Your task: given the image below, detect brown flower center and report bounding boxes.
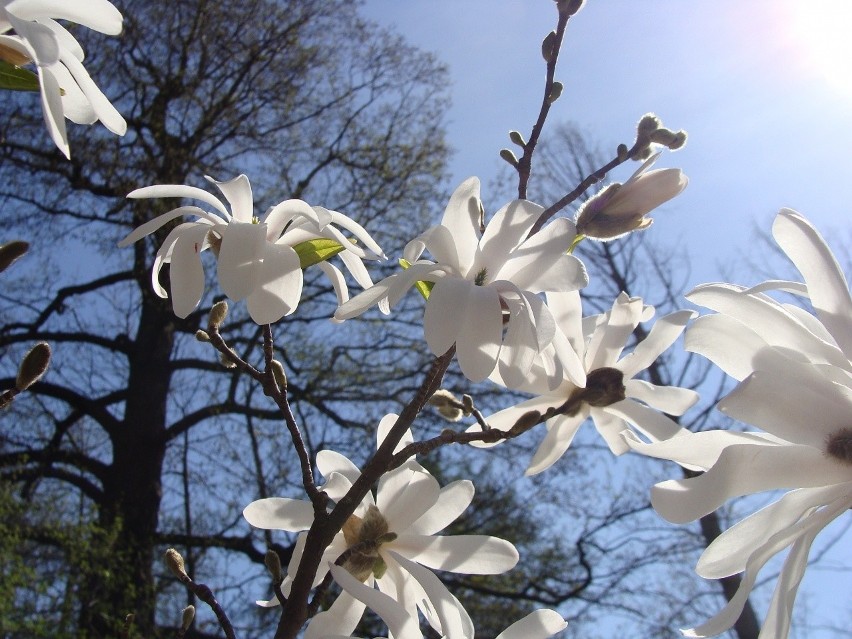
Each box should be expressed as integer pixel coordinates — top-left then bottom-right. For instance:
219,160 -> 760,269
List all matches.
341,505 -> 395,581
554,367 -> 626,417
826,427 -> 852,466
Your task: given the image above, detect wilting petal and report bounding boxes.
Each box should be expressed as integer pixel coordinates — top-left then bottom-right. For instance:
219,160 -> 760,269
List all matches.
495,610 -> 568,639
243,497 -> 313,532
392,533 -> 518,574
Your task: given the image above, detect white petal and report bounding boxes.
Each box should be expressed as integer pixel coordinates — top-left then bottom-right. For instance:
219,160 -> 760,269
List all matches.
329,564 -> 422,639
525,413 -> 585,475
246,243 -> 302,324
618,309 -> 694,379
478,199 -> 544,272
497,218 -> 586,293
439,177 -> 481,273
378,468 -> 440,533
328,209 -> 386,260
38,65 -> 68,158
169,225 -> 209,317
585,294 -> 643,370
58,50 -> 125,135
216,222 -> 267,301
304,589 -> 366,639
407,480 -> 474,536
208,175 -> 253,223
651,443 -> 850,524
495,610 -> 568,639
242,498 -> 314,532
9,0 -> 123,34
718,367 -> 852,448
773,209 -> 852,358
454,285 -> 503,382
684,314 -> 770,381
624,379 -> 699,415
391,533 -> 519,574
603,399 -> 684,443
118,206 -> 217,247
127,184 -> 230,218
317,450 -> 361,485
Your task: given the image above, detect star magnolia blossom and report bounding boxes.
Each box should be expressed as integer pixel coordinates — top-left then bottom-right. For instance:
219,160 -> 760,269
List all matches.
119,174 -> 385,324
243,415 -> 519,639
470,291 -> 696,474
574,153 -> 687,241
0,0 -> 126,158
335,177 -> 589,384
626,209 -> 852,639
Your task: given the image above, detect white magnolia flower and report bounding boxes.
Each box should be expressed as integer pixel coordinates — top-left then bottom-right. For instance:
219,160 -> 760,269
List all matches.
626,210 -> 852,639
243,415 -> 519,639
335,177 -> 588,384
574,153 -> 687,241
472,291 -> 696,474
0,0 -> 126,158
119,174 -> 385,324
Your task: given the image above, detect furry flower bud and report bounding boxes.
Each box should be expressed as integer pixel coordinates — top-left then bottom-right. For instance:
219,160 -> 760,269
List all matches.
0,241 -> 29,273
15,342 -> 51,391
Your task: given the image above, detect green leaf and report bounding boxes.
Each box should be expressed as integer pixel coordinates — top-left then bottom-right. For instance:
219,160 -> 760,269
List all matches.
399,258 -> 433,300
0,60 -> 39,92
293,238 -> 346,268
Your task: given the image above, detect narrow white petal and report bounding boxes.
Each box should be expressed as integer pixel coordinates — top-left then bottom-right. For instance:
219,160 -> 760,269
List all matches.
304,589 -> 366,639
625,379 -> 699,415
118,207 -> 217,247
242,498 -> 314,532
439,177 -> 481,272
684,314 -> 770,381
453,285 -> 503,382
526,413 -> 585,475
603,398 -> 684,443
169,226 -> 209,317
391,533 -> 519,575
58,50 -> 125,134
478,199 -> 544,272
316,450 -> 361,485
618,309 -> 694,379
330,564 -> 422,639
328,209 -> 386,259
773,209 -> 852,358
38,65 -> 69,158
127,184 -> 230,218
208,175 -> 253,223
378,468 -> 440,533
422,277 -> 467,355
9,0 -> 123,34
586,294 -> 643,370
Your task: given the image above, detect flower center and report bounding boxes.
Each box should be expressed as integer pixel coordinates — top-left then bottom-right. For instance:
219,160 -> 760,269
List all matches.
556,367 -> 626,416
341,505 -> 395,581
826,427 -> 852,466
474,267 -> 488,286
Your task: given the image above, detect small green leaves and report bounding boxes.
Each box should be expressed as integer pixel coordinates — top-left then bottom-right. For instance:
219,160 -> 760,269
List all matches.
399,258 -> 433,299
293,238 -> 346,269
0,60 -> 39,92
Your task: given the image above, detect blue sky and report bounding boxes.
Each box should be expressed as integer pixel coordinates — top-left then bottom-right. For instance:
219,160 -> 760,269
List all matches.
361,1 -> 852,635
361,0 -> 852,286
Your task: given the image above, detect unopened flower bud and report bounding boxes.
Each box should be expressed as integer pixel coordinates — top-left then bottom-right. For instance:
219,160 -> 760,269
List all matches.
574,153 -> 687,241
270,360 -> 287,390
264,549 -> 283,584
428,389 -> 463,422
548,81 -> 563,103
208,300 -> 228,331
165,548 -> 188,580
668,130 -> 688,150
557,0 -> 586,16
509,130 -> 527,148
499,148 -> 519,168
219,352 -> 238,369
637,113 -> 661,136
0,241 -> 29,273
616,143 -> 630,161
541,30 -> 557,62
180,605 -> 195,631
194,330 -> 210,342
461,394 -> 474,416
15,342 -> 50,391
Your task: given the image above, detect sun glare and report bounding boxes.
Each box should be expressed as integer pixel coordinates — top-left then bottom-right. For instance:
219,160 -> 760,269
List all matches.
784,1 -> 852,98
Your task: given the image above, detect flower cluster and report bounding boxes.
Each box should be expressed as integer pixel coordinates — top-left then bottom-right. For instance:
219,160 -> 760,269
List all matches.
0,0 -> 126,158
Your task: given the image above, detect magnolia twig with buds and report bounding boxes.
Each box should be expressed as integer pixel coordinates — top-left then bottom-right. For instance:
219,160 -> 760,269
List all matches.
165,548 -> 236,639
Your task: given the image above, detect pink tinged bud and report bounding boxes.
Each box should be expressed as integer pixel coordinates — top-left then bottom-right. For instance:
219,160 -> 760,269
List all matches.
575,158 -> 687,241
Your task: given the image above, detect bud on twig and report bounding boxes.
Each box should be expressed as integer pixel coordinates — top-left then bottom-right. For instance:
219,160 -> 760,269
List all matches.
499,148 -> 519,168
265,549 -> 283,584
0,241 -> 29,273
208,300 -> 228,331
548,81 -> 563,103
541,30 -> 557,62
270,360 -> 287,391
509,130 -> 527,148
15,342 -> 50,391
180,605 -> 196,631
194,330 -> 210,342
165,548 -> 188,580
219,352 -> 238,369
556,0 -> 586,16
